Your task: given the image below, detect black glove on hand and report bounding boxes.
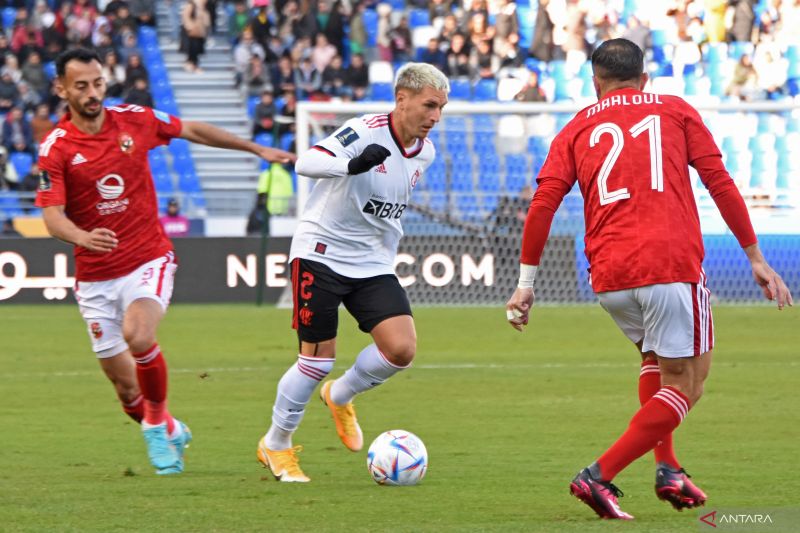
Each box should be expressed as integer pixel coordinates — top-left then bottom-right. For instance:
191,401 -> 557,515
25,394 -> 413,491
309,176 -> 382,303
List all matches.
347,144 -> 391,175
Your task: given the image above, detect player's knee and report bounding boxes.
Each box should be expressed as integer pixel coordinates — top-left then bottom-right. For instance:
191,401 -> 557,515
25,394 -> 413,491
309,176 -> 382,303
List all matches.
122,325 -> 156,354
382,339 -> 416,367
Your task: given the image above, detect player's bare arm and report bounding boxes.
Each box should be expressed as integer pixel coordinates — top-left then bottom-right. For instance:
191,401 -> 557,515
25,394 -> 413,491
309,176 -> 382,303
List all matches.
179,120 -> 297,164
42,205 -> 118,253
744,243 -> 794,309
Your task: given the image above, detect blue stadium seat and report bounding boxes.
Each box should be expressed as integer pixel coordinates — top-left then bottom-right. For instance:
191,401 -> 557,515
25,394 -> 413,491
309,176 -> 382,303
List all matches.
788,79 -> 800,97
456,195 -> 480,219
704,43 -> 726,64
517,7 -> 534,49
451,161 -> 473,191
363,9 -> 378,47
424,162 -> 447,191
178,172 -> 202,193
472,132 -> 495,153
728,41 -> 754,60
472,79 -> 497,101
153,173 -> 174,193
370,83 -> 394,101
525,58 -> 544,74
472,114 -> 494,132
445,133 -> 467,154
2,7 -> 16,30
427,192 -> 447,212
477,172 -> 500,192
247,96 -> 259,117
449,79 -> 471,100
173,156 -> 196,175
505,170 -> 527,192
254,133 -> 274,147
481,193 -> 499,214
387,0 -> 406,9
280,133 -> 295,151
443,116 -> 467,131
43,61 -> 56,80
527,136 -> 549,157
651,29 -> 668,48
408,9 -> 430,28
10,152 -> 33,177
0,191 -> 21,210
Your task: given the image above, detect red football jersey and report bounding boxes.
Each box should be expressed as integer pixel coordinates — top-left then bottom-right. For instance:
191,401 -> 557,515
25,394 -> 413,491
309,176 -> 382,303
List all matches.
36,105 -> 183,281
538,88 -> 723,292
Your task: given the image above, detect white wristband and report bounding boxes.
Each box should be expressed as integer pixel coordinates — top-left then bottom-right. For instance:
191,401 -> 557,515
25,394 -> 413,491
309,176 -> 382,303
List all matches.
517,264 -> 537,289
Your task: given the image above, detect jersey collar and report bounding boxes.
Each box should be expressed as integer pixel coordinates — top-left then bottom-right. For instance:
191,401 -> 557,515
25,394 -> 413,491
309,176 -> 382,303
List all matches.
387,112 -> 423,158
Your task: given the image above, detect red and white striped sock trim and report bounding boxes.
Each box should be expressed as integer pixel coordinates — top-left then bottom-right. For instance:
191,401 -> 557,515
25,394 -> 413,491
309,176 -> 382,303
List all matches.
296,355 -> 334,382
652,386 -> 690,422
640,363 -> 660,377
133,344 -> 160,364
123,394 -> 144,409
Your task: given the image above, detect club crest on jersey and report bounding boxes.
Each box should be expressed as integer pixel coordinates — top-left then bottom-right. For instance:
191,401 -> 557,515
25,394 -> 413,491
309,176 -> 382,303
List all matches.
336,127 -> 359,147
37,170 -> 51,191
118,133 -> 135,154
314,242 -> 327,255
411,168 -> 421,188
90,322 -> 103,339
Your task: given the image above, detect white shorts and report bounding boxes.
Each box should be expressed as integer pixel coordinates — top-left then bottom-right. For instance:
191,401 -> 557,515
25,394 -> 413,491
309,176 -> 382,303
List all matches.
74,252 -> 177,358
597,272 -> 714,358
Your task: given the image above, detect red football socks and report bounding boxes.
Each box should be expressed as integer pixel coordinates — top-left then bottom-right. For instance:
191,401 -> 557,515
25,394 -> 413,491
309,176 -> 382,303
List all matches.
132,344 -> 170,428
639,360 -> 681,469
597,386 -> 690,481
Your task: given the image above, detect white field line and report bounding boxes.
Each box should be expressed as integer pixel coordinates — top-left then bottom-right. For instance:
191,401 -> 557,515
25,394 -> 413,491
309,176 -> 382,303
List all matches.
1,360 -> 797,379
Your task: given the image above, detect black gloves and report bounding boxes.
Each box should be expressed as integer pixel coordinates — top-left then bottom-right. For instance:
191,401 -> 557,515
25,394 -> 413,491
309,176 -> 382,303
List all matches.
347,144 -> 391,175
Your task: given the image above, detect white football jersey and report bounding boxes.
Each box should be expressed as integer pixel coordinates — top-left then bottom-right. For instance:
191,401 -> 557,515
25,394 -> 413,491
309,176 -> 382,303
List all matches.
290,113 -> 436,278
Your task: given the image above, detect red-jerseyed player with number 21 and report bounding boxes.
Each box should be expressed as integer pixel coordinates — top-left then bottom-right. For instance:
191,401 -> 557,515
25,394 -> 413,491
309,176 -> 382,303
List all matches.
35,48 -> 296,475
505,39 -> 792,519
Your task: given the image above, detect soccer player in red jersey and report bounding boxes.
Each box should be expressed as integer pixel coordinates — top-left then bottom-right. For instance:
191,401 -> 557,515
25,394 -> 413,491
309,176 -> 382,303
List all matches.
505,39 -> 793,519
35,48 -> 296,475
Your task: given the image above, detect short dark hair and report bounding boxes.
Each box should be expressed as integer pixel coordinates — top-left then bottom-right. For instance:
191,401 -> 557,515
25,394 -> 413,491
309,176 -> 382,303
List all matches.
56,48 -> 103,78
591,39 -> 643,82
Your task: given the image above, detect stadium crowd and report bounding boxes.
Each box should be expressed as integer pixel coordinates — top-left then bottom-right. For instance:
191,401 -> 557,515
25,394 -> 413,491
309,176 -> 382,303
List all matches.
0,0 -> 156,192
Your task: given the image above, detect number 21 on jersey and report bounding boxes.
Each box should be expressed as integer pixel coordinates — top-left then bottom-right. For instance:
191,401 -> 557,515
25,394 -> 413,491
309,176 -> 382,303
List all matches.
590,115 -> 663,206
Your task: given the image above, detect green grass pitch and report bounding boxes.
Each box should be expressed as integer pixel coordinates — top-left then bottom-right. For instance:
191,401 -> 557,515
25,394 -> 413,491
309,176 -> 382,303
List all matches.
1,304 -> 797,532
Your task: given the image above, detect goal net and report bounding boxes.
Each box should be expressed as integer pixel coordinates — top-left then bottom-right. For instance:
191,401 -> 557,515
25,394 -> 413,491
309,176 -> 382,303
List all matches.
295,100 -> 800,306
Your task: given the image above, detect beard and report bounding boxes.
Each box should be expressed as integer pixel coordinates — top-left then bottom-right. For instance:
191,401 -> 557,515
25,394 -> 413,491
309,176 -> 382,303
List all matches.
75,98 -> 103,118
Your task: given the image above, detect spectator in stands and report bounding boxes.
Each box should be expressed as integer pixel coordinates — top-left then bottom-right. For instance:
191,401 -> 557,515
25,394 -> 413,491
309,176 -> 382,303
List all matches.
471,38 -> 498,80
376,2 -> 393,61
429,0 -> 452,25
468,12 -> 494,50
754,50 -> 787,98
234,28 -> 266,88
515,70 -> 546,102
124,53 -> 148,89
103,50 -> 126,98
250,3 -> 272,51
729,0 -> 757,42
704,0 -> 727,43
125,77 -> 155,108
30,103 -> 54,145
129,0 -> 157,28
623,16 -> 651,52
182,0 -> 211,73
244,55 -> 270,97
277,90 -> 297,136
446,33 -> 472,78
113,3 -> 139,35
22,50 -> 47,98
389,16 -> 413,64
420,38 -> 447,73
252,89 -> 276,137
309,0 -> 345,55
530,0 -> 556,61
16,81 -> 41,113
159,198 -> 191,238
228,0 -> 250,44
493,0 -> 519,63
117,30 -> 142,64
294,55 -> 321,99
311,34 -> 337,74
438,14 -> 460,48
246,193 -> 268,235
489,184 -> 533,235
0,35 -> 12,69
3,107 -> 34,154
0,147 -> 19,190
4,54 -> 22,83
726,53 -> 759,100
11,26 -> 44,64
348,2 -> 367,57
346,52 -> 369,100
1,219 -> 21,237
321,54 -> 349,98
19,161 -> 40,194
206,0 -> 219,36
0,68 -> 19,112
273,55 -> 297,95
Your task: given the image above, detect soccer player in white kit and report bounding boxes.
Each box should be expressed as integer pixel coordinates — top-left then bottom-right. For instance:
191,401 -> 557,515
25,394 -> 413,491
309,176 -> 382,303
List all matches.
257,63 -> 449,482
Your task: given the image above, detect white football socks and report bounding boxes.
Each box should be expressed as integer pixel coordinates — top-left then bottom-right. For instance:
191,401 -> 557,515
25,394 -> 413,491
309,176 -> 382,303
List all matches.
265,355 -> 334,450
329,344 -> 408,406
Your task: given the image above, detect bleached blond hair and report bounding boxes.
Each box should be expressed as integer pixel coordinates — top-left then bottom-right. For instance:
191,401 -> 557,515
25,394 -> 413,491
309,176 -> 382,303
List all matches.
394,62 -> 450,94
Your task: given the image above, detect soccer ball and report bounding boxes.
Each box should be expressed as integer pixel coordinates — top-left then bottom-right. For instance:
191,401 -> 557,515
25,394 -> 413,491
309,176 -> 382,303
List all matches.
366,430 -> 428,486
